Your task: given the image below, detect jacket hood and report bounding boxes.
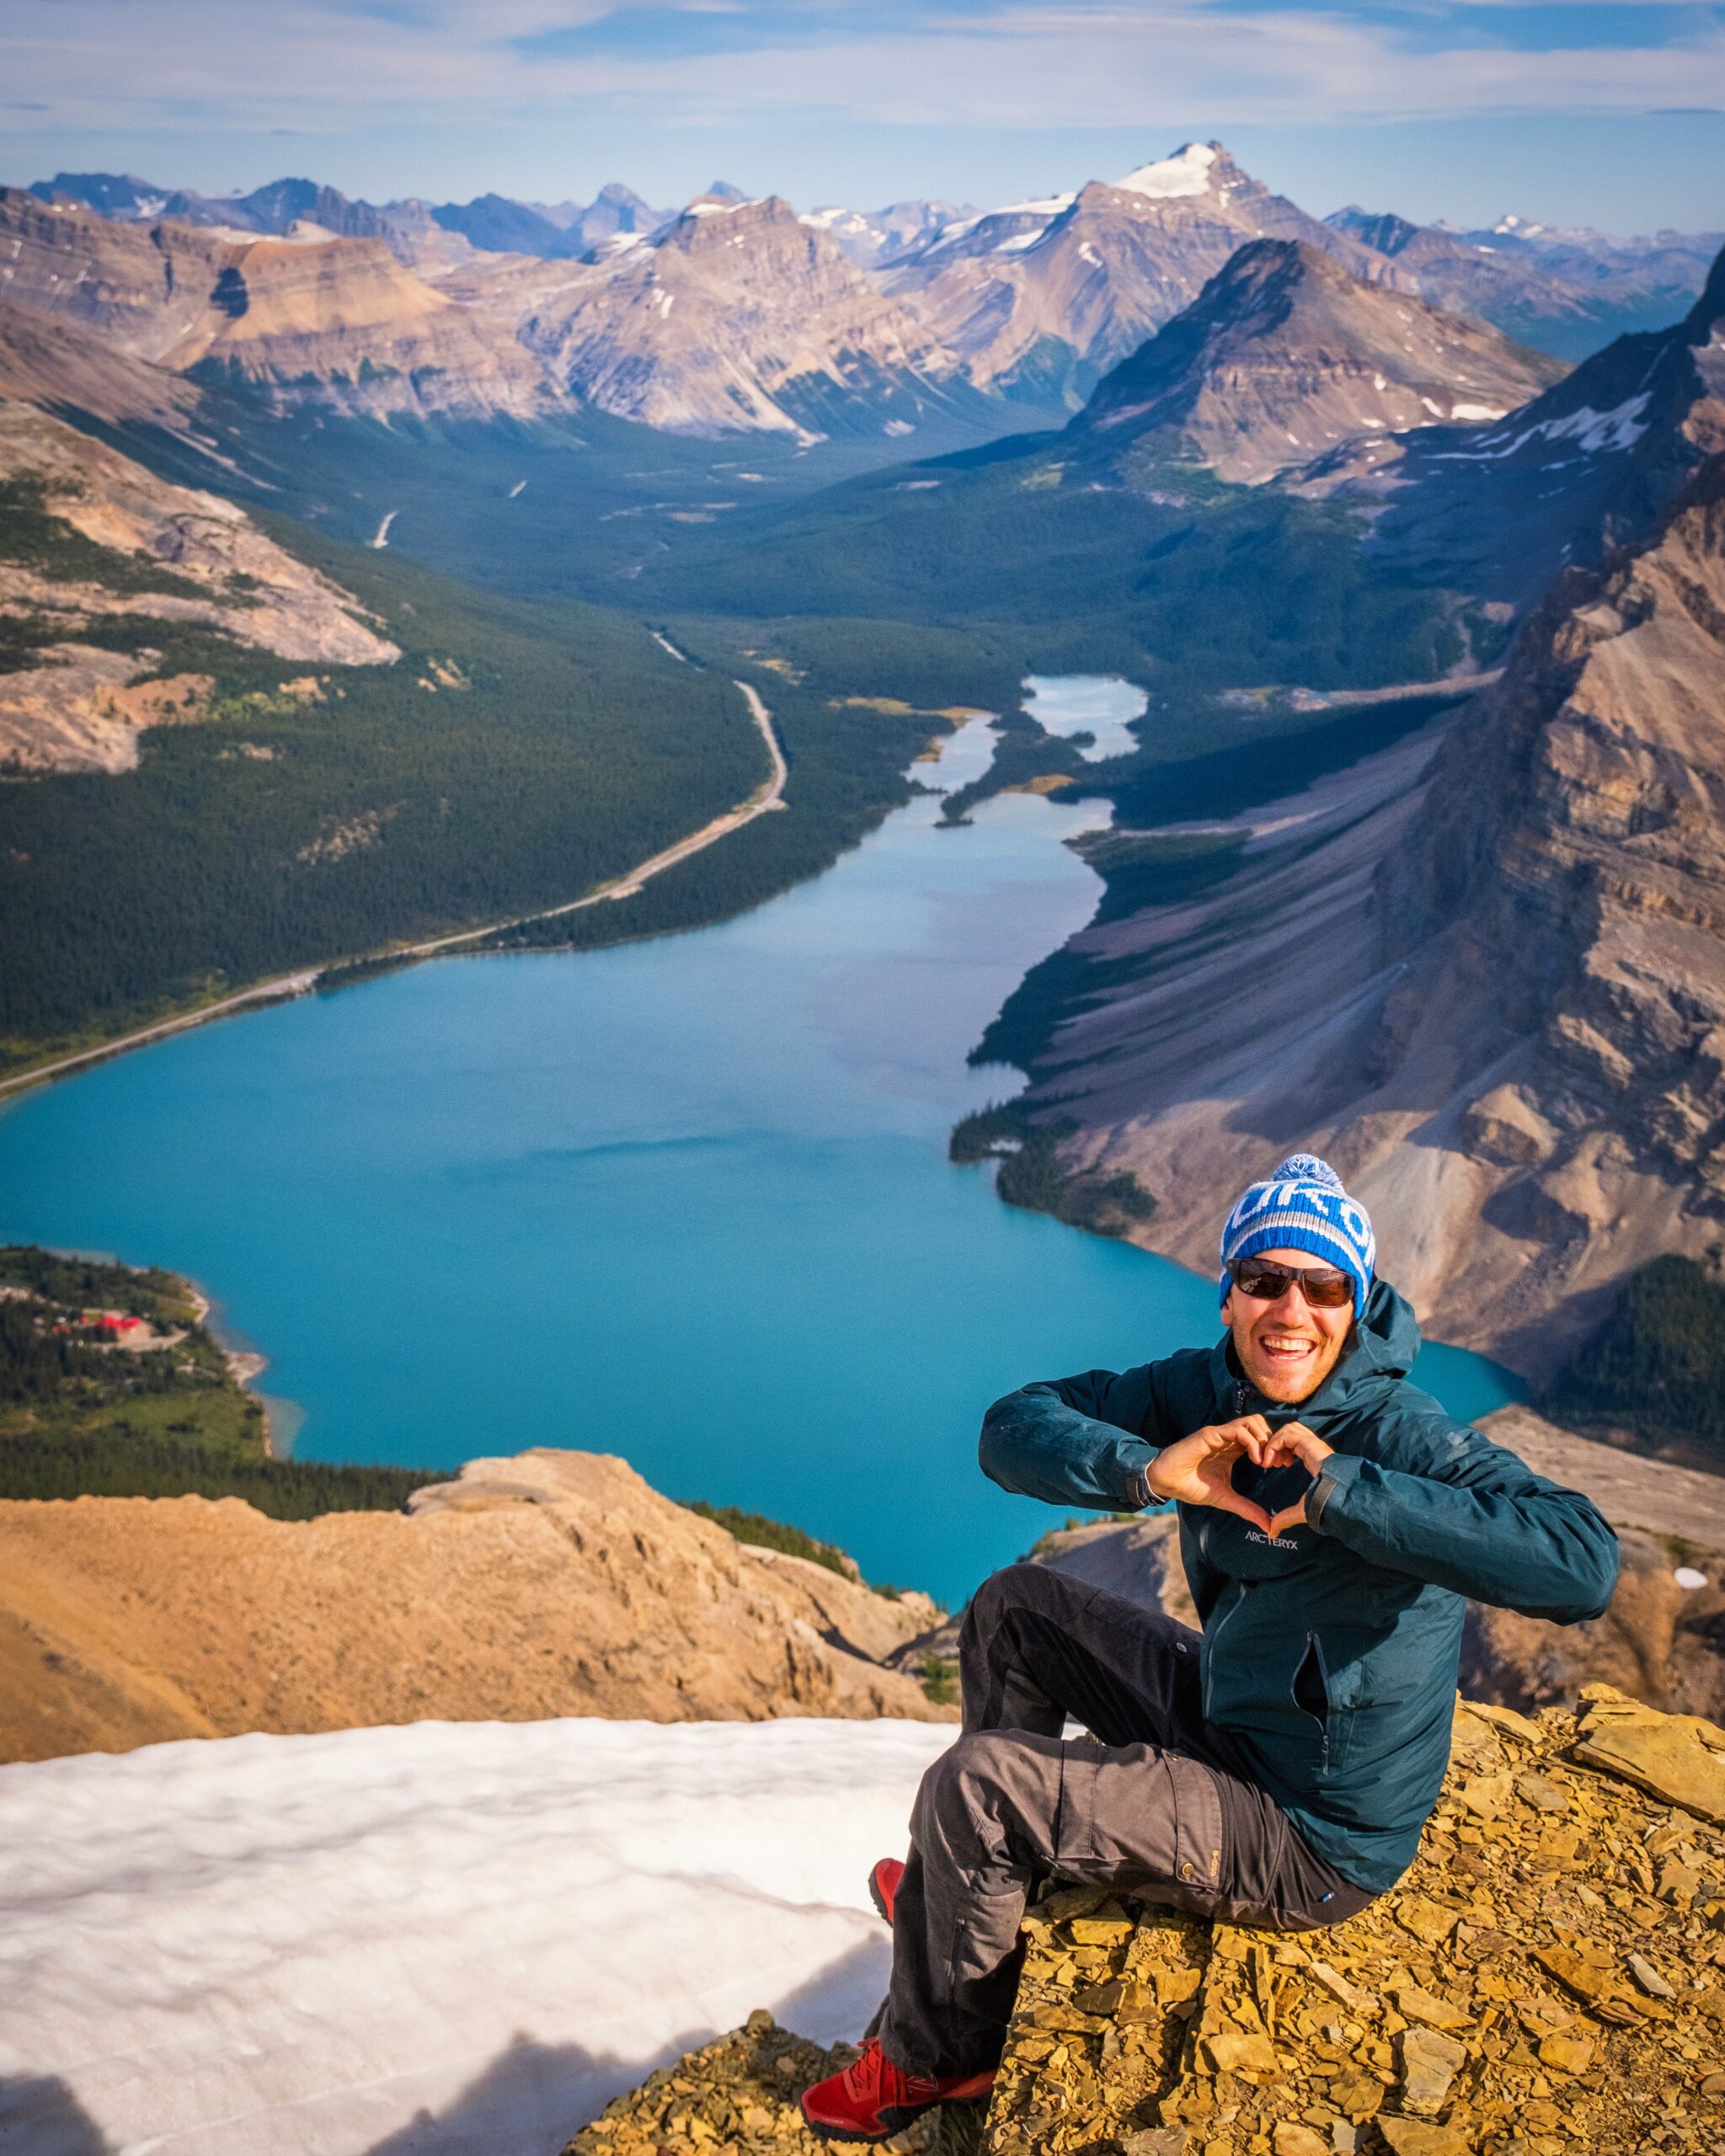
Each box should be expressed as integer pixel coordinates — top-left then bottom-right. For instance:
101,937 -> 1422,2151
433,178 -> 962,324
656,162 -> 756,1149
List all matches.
1215,1276 -> 1421,1422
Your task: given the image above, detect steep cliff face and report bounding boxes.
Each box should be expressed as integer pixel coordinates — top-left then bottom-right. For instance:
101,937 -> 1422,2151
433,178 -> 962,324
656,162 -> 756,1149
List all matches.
0,188 -> 554,419
994,446 -> 1725,1377
1356,454 -> 1725,1369
0,1449 -> 951,1764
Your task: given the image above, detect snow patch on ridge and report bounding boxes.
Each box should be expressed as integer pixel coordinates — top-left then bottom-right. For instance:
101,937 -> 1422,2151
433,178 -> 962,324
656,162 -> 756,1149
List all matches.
992,193 -> 1077,218
0,1716 -> 953,2156
1114,143 -> 1217,200
1439,391 -> 1653,462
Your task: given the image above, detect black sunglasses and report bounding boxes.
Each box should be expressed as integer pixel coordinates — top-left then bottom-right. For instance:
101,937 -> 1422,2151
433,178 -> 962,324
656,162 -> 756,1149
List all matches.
1227,1256 -> 1354,1310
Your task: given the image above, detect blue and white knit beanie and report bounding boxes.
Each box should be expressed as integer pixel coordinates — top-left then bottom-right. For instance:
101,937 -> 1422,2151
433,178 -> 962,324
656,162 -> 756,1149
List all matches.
1218,1154 -> 1375,1314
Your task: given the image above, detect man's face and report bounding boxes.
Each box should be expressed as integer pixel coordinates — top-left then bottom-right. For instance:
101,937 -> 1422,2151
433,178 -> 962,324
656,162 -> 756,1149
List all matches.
1223,1246 -> 1354,1403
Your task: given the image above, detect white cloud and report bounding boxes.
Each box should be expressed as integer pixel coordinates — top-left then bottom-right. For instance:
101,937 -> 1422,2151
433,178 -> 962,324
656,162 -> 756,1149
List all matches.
2,0 -> 1721,131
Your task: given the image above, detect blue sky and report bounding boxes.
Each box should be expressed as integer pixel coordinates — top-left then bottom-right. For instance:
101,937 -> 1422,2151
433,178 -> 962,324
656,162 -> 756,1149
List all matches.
1,0 -> 1720,229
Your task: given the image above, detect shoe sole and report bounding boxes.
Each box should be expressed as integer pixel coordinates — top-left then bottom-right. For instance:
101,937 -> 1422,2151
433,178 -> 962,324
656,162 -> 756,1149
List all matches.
802,2094 -> 991,2145
867,1865 -> 895,1927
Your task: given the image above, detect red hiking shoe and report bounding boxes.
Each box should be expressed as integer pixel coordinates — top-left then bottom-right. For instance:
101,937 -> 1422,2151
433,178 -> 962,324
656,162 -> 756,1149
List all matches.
868,1857 -> 905,1926
800,2037 -> 994,2143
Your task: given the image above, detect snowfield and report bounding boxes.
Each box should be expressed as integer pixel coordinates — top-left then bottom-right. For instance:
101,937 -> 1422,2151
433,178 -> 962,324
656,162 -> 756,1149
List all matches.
0,1716 -> 955,2156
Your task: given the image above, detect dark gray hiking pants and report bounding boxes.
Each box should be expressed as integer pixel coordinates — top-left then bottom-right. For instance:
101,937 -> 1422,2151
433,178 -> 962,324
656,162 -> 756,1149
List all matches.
879,1562 -> 1375,2079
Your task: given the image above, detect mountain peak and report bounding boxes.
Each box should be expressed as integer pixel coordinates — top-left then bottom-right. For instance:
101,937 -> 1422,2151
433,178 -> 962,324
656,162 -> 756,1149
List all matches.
1687,238 -> 1725,339
1112,141 -> 1222,201
666,193 -> 788,247
1078,235 -> 1564,483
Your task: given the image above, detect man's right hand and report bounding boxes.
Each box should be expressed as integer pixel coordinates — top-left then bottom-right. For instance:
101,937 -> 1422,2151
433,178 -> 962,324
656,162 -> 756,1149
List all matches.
1145,1417 -> 1276,1532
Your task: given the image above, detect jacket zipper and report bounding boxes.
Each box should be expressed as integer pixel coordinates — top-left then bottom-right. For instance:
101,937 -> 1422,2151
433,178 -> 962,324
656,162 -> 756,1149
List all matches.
1304,1629 -> 1332,1774
1204,1579 -> 1249,1721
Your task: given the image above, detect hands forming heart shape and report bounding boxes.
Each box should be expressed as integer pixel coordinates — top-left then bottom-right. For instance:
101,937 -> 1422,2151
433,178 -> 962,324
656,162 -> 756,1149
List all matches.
1144,1414 -> 1334,1538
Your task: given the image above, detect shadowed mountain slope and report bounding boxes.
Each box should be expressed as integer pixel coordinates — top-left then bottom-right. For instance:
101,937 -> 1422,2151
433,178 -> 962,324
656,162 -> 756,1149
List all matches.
1306,243 -> 1725,606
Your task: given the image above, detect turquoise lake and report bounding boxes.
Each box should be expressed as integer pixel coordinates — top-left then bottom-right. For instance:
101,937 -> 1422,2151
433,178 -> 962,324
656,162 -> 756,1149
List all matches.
0,702 -> 1521,1607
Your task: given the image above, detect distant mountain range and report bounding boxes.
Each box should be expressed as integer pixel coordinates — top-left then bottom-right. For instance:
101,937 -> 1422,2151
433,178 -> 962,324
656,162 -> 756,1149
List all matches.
5,140 -> 1716,515
26,147 -> 1718,379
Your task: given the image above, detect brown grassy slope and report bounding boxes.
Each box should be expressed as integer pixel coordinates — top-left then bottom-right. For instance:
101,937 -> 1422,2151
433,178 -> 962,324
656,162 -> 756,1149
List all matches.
0,1448 -> 952,1764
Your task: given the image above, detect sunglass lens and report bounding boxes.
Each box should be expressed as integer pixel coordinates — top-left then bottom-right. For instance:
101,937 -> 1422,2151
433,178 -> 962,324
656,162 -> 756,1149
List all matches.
1233,1263 -> 1352,1307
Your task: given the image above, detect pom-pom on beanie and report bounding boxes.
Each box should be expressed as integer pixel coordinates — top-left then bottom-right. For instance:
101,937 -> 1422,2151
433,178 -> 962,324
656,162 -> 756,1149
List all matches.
1218,1153 -> 1375,1314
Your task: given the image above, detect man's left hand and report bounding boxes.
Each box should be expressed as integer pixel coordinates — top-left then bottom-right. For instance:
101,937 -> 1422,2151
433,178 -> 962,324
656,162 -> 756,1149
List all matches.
1260,1422 -> 1334,1538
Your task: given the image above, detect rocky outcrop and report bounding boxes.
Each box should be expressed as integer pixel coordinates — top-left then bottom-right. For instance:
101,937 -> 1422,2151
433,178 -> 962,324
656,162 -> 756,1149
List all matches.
563,1693 -> 1725,2156
0,647 -> 214,776
0,1448 -> 951,1764
0,398 -> 398,771
1073,241 -> 1563,484
984,1691 -> 1725,2156
561,2011 -> 961,2156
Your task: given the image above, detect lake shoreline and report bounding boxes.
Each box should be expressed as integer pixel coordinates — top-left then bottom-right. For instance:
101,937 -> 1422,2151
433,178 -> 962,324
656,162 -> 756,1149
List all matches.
0,680 -> 795,1102
0,692 -> 1524,1604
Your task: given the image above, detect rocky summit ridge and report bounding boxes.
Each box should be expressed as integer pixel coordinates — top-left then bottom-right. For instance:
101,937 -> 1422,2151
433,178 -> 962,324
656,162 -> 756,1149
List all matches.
562,1689 -> 1725,2156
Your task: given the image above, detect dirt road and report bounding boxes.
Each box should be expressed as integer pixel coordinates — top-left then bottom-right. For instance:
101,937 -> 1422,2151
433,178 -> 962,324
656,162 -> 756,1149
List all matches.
1,678 -> 787,1096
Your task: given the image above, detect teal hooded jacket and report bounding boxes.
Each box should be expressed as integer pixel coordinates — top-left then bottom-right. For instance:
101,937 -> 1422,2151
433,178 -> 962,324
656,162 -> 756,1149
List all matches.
979,1281 -> 1620,1892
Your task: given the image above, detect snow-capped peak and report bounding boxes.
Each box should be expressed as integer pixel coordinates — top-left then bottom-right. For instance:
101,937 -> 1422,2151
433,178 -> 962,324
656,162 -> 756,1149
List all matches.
802,207 -> 865,232
1114,143 -> 1217,201
991,192 -> 1077,219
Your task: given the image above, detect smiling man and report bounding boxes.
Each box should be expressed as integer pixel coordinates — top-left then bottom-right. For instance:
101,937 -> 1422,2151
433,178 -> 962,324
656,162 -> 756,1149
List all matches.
802,1154 -> 1621,2142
